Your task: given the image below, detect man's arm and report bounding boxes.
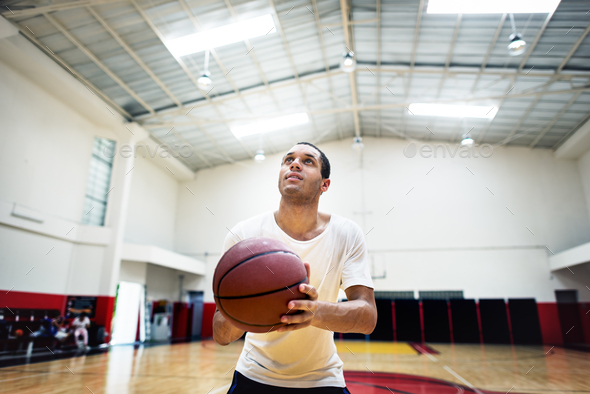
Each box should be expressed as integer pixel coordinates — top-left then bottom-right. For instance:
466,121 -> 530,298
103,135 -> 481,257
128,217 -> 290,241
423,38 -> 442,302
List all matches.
313,285 -> 377,334
277,263 -> 377,334
213,310 -> 245,346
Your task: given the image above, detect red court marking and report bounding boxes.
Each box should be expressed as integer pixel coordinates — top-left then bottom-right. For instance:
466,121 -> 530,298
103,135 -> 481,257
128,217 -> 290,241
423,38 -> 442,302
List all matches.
408,342 -> 439,355
344,371 -> 524,394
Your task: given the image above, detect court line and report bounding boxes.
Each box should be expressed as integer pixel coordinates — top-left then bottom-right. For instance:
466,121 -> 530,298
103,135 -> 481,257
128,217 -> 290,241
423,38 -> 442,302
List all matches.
209,383 -> 230,393
413,344 -> 438,363
0,373 -> 51,383
443,366 -> 484,394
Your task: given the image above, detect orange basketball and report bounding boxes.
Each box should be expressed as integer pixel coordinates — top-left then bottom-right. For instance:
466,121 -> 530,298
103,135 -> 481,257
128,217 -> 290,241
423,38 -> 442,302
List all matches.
213,237 -> 308,333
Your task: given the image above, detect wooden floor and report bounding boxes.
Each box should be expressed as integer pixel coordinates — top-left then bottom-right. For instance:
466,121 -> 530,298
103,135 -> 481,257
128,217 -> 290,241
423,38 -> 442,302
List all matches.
1,340 -> 589,393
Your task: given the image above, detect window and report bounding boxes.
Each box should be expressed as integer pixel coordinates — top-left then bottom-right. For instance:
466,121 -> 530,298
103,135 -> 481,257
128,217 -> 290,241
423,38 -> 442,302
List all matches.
81,137 -> 115,226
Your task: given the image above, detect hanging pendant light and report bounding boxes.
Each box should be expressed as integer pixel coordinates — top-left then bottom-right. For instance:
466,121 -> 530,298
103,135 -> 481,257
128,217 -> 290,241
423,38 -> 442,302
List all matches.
507,14 -> 527,56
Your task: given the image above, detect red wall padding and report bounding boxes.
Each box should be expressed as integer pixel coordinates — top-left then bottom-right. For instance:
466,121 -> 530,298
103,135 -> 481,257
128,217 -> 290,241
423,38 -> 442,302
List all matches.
172,302 -> 189,340
537,303 -> 563,345
580,302 -> 590,344
0,289 -> 67,313
201,303 -> 216,338
1,289 -> 115,342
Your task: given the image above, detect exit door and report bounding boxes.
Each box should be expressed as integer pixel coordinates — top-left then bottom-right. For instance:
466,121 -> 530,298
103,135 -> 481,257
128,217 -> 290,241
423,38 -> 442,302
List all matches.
188,291 -> 204,338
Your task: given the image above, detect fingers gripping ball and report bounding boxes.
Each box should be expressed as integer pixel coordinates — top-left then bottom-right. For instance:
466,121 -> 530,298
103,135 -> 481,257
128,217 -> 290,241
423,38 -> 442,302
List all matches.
213,237 -> 308,333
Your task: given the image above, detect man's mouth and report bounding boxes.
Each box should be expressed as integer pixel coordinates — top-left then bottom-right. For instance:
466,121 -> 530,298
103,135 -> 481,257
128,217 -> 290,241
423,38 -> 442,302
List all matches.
286,173 -> 303,180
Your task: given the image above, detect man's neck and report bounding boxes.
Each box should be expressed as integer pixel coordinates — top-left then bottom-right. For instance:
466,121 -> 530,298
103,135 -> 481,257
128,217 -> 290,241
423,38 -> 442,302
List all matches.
275,198 -> 328,241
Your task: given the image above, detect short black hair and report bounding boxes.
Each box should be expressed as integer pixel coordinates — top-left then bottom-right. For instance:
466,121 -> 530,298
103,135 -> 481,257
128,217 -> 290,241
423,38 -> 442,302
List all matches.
295,142 -> 330,179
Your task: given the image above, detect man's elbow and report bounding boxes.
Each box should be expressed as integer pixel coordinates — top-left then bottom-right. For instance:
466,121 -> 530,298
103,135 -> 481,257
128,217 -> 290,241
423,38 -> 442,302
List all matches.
360,307 -> 378,335
212,330 -> 231,346
214,337 -> 230,346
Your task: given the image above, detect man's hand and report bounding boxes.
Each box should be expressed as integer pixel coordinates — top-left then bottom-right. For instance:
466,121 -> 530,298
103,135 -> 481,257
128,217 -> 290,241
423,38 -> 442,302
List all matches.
277,262 -> 318,332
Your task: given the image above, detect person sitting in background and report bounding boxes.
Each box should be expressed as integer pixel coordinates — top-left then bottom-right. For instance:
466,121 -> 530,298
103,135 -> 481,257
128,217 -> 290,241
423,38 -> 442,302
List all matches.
52,316 -> 69,343
31,317 -> 54,338
71,312 -> 90,349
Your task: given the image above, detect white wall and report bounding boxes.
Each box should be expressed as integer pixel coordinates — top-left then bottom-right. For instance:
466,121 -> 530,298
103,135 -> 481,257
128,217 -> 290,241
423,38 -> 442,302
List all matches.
119,260 -> 148,285
0,56 -> 119,296
579,149 -> 590,224
0,34 -> 149,297
124,155 -> 179,251
144,264 -> 203,302
176,138 -> 590,302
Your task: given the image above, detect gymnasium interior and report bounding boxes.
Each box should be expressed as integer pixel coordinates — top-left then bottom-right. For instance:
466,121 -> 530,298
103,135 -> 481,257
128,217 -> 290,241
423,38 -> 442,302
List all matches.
1,0 -> 590,392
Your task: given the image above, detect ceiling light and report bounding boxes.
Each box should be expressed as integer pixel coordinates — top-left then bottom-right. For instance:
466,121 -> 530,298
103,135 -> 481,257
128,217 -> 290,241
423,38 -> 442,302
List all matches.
340,51 -> 356,73
254,150 -> 266,161
231,113 -> 309,139
508,33 -> 527,56
352,136 -> 364,151
507,14 -> 526,56
197,71 -> 212,90
427,0 -> 561,14
461,134 -> 475,147
408,103 -> 498,119
197,50 -> 213,90
165,14 -> 276,57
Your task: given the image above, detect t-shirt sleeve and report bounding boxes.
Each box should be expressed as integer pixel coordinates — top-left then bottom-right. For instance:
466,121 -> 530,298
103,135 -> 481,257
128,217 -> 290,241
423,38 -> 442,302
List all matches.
221,224 -> 243,255
340,222 -> 374,291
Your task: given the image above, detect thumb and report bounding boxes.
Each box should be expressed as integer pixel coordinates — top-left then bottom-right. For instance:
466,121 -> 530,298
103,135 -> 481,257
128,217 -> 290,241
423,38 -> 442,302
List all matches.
303,261 -> 311,283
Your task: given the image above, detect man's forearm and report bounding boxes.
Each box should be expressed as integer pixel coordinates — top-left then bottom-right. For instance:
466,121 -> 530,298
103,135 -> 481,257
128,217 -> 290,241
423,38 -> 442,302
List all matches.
213,311 -> 245,346
311,300 -> 377,335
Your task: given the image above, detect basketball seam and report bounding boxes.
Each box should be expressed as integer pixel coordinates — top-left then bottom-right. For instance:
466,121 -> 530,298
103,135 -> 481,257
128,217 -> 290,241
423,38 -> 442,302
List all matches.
215,249 -> 300,295
217,277 -> 308,328
214,277 -> 308,300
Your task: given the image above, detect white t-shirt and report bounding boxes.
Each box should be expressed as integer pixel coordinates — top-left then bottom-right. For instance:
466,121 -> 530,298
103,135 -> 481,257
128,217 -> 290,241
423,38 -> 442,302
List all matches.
72,316 -> 90,329
222,211 -> 374,388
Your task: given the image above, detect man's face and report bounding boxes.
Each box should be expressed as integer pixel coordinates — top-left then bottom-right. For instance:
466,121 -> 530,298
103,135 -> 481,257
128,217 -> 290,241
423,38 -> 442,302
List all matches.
278,144 -> 328,202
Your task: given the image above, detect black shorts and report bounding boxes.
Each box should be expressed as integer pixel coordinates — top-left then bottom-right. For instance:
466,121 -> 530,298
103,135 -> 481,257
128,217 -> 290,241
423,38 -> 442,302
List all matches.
227,371 -> 352,394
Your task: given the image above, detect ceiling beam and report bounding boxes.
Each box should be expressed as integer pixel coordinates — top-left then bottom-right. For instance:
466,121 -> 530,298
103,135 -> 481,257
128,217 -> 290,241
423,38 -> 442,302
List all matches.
468,14 -> 507,98
129,0 -> 250,163
552,111 -> 590,150
312,0 -> 344,140
179,0 -> 252,114
557,24 -> 590,73
434,14 -> 462,98
340,0 -> 361,138
1,0 -> 123,19
403,0 -> 425,137
141,85 -> 590,129
321,18 -> 379,28
530,91 -> 582,148
501,84 -> 551,143
222,0 -> 285,135
135,64 -> 586,122
9,16 -> 131,120
517,10 -> 556,72
268,0 -> 320,140
44,12 -> 155,115
86,6 -> 182,108
375,0 -> 381,138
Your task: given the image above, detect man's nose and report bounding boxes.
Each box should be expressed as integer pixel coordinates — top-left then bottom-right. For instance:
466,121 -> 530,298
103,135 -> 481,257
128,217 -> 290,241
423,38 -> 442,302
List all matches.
290,158 -> 302,169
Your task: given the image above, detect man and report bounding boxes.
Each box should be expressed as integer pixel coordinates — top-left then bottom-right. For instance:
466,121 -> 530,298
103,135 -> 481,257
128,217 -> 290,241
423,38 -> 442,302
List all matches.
213,142 -> 377,393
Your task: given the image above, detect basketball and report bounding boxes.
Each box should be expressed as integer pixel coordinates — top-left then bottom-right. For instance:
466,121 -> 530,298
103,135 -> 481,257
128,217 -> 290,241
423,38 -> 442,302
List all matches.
15,329 -> 23,337
213,237 -> 308,333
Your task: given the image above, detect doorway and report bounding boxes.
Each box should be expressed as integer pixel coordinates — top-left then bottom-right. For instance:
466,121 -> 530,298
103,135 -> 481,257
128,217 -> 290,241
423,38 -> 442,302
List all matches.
187,291 -> 204,339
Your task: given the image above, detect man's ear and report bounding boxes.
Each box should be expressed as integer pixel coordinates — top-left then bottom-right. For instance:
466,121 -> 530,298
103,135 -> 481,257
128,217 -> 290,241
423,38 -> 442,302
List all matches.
320,179 -> 331,194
